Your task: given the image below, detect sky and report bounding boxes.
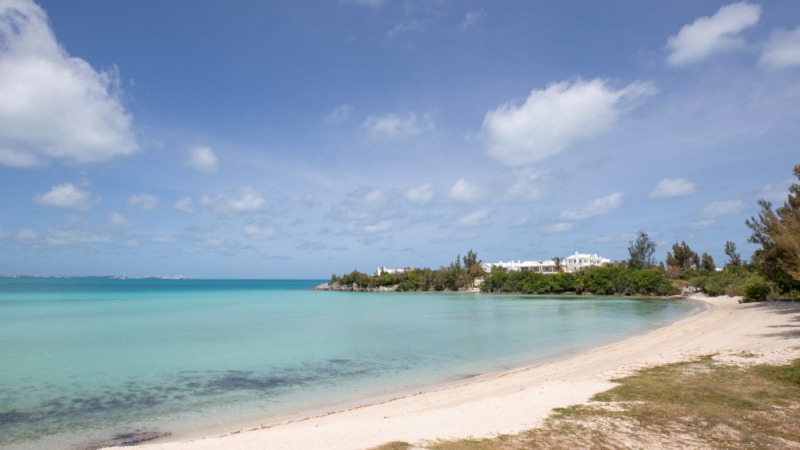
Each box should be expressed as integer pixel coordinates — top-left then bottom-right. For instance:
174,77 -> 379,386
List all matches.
0,0 -> 799,278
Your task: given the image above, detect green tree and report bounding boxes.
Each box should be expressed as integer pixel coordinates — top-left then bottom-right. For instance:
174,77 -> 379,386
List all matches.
552,256 -> 564,272
665,241 -> 699,270
628,231 -> 657,269
746,164 -> 800,280
700,253 -> 716,272
725,241 -> 742,267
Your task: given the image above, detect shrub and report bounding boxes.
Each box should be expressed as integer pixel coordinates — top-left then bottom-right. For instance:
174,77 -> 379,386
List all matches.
743,276 -> 771,302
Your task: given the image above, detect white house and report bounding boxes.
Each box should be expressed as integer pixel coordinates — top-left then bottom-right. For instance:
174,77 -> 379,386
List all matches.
563,252 -> 611,272
374,267 -> 412,276
483,252 -> 610,275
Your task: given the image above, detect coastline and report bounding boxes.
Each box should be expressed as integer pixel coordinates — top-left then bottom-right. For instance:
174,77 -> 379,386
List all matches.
99,293 -> 797,450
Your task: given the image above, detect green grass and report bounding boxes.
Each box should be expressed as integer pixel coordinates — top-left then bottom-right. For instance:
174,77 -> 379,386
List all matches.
382,357 -> 800,449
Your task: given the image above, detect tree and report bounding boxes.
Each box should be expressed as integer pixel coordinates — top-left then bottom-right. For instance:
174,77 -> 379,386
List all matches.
746,164 -> 800,279
552,257 -> 564,272
725,241 -> 742,267
700,253 -> 716,272
628,231 -> 657,269
665,241 -> 699,270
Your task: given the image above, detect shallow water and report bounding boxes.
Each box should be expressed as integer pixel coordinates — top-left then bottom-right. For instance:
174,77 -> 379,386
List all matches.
0,279 -> 699,449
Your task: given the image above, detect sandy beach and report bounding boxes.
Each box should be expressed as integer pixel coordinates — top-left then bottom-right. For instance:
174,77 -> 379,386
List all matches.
115,295 -> 800,450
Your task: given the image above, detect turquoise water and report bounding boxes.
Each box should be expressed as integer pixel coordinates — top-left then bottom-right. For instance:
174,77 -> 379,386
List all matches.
0,279 -> 700,450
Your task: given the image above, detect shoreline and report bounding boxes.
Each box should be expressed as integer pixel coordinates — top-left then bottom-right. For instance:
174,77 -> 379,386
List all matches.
129,295 -> 701,447
101,294 -> 741,450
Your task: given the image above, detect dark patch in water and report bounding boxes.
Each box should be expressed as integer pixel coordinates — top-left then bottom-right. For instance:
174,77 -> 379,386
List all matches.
83,430 -> 172,449
328,359 -> 351,364
0,409 -> 32,424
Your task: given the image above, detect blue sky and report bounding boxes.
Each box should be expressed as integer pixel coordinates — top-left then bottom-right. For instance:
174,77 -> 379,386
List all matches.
0,0 -> 799,278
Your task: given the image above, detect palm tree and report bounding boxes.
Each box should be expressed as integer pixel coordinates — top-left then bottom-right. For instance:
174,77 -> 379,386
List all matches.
552,257 -> 564,273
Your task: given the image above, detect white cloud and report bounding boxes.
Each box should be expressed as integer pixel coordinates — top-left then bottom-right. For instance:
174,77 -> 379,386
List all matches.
107,212 -> 131,229
504,169 -> 549,202
688,219 -> 716,229
561,192 -> 624,220
126,193 -> 159,211
243,225 -> 276,241
448,178 -> 484,203
15,227 -> 38,240
405,183 -> 434,204
544,222 -> 573,234
458,9 -> 486,32
457,209 -> 490,228
482,79 -> 655,166
46,218 -> 109,246
0,0 -> 137,168
387,19 -> 432,39
323,104 -> 353,125
341,0 -> 386,7
648,178 -> 698,199
360,220 -> 394,234
665,2 -> 761,66
172,196 -> 195,215
759,26 -> 800,69
362,113 -> 434,140
759,180 -> 793,203
185,146 -> 218,173
199,187 -> 268,216
701,199 -> 744,218
32,183 -> 95,211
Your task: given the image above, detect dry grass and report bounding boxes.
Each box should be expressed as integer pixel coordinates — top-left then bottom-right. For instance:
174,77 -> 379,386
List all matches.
367,441 -> 414,450
403,357 -> 800,449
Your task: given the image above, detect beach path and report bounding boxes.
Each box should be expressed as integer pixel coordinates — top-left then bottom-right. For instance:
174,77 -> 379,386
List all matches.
117,295 -> 800,450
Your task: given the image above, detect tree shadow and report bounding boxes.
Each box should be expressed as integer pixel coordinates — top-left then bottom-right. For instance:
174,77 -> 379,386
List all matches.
753,301 -> 800,339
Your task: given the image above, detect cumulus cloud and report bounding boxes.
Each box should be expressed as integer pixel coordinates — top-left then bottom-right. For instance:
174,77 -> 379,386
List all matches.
457,209 -> 490,228
448,179 -> 484,203
560,192 -> 624,220
15,227 -> 38,240
363,113 -> 434,140
323,104 -> 353,125
504,169 -> 551,202
701,199 -> 744,218
596,232 -> 638,243
405,183 -> 434,204
356,220 -> 394,234
173,196 -> 195,215
199,187 -> 268,216
458,9 -> 486,32
665,2 -> 761,66
185,146 -> 218,173
0,0 -> 137,168
544,222 -> 573,234
32,183 -> 96,211
243,225 -> 276,240
648,178 -> 698,199
759,26 -> 800,69
107,212 -> 131,229
759,180 -> 793,203
126,193 -> 159,211
482,79 -> 655,166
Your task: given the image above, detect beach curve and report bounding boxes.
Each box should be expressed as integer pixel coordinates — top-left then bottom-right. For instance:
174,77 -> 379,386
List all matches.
111,294 -> 800,450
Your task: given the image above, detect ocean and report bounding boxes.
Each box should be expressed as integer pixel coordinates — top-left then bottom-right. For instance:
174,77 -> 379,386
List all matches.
0,278 -> 700,449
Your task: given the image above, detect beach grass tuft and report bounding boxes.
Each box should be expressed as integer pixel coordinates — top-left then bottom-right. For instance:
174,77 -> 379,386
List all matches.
368,441 -> 414,450
412,357 -> 800,449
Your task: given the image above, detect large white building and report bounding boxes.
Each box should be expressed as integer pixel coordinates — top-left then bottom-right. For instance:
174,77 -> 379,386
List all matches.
482,252 -> 610,274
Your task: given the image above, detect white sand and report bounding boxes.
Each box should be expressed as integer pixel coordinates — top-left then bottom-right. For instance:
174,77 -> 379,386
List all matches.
115,295 -> 800,450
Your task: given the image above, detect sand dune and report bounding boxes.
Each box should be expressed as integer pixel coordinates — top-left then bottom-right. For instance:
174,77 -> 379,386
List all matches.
117,295 -> 800,450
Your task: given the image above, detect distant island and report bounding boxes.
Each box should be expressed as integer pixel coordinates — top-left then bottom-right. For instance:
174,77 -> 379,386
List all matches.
0,274 -> 195,280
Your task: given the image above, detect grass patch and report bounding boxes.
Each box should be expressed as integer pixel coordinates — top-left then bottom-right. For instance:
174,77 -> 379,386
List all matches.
368,441 -> 414,450
731,351 -> 759,358
403,358 -> 800,449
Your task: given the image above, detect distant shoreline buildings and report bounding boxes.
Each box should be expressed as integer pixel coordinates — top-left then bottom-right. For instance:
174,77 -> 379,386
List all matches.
482,252 -> 611,275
